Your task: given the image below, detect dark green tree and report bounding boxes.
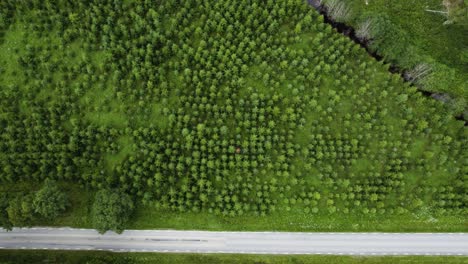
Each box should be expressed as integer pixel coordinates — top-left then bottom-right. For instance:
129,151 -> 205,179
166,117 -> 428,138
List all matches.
33,179 -> 68,219
0,193 -> 13,230
92,189 -> 134,234
6,194 -> 34,227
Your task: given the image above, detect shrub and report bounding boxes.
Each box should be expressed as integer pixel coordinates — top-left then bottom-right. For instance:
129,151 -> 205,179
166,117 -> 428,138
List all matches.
92,189 -> 134,234
33,179 -> 68,219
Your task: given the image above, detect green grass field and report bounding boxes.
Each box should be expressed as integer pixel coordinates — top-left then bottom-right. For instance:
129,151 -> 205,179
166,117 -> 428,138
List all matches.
0,250 -> 467,264
0,0 -> 466,236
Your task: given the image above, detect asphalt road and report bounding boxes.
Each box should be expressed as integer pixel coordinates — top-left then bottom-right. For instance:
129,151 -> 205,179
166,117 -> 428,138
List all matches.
0,228 -> 467,256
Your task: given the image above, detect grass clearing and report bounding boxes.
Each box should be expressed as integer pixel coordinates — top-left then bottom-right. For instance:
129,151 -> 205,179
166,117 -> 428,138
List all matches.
0,250 -> 467,264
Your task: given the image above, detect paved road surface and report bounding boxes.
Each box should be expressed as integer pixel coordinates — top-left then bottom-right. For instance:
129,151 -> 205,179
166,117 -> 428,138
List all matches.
0,228 -> 467,256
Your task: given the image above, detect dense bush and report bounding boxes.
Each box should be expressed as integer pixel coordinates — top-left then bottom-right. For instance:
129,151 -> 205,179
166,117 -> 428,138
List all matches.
92,189 -> 134,233
368,14 -> 416,68
33,179 -> 68,219
0,194 -> 12,230
0,181 -> 68,228
6,195 -> 34,227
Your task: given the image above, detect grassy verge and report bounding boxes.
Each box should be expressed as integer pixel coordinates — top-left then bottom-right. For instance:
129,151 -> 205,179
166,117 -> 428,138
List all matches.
0,250 -> 467,264
2,182 -> 466,232
128,206 -> 467,232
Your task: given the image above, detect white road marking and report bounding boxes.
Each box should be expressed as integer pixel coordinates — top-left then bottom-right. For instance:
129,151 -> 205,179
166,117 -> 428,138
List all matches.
0,228 -> 467,256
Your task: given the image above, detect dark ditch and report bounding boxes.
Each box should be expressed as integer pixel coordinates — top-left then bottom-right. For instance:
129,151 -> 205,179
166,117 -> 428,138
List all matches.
307,0 -> 466,124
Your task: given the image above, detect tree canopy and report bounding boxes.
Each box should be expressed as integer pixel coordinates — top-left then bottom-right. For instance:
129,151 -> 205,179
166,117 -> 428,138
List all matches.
33,179 -> 68,219
92,189 -> 134,234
